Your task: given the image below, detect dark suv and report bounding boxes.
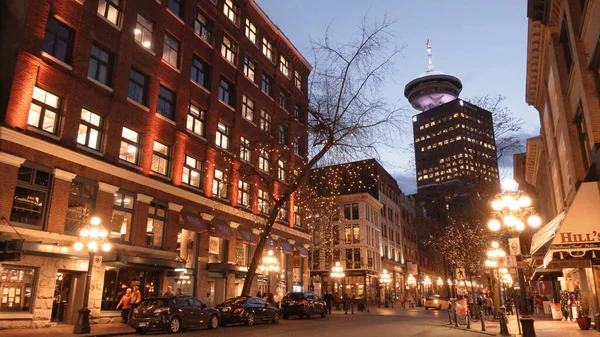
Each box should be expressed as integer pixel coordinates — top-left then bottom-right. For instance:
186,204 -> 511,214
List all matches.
131,296 -> 220,334
280,292 -> 327,319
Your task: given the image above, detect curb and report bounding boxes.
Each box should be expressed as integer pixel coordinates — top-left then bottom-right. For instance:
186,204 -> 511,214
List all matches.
441,323 -> 506,336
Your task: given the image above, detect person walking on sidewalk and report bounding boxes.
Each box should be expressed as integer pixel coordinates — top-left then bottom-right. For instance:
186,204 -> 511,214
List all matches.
129,285 -> 142,325
117,288 -> 132,325
323,291 -> 333,314
164,286 -> 174,297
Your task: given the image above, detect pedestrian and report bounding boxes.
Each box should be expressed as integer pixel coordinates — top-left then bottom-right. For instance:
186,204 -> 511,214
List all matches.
256,290 -> 262,298
399,293 -> 405,308
323,291 -> 333,314
116,288 -> 132,325
486,296 -> 494,316
164,286 -> 174,297
267,293 -> 275,306
342,293 -> 349,314
176,288 -> 182,296
129,286 -> 142,325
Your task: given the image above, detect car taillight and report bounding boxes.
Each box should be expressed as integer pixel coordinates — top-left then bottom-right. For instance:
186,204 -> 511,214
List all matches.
234,307 -> 244,314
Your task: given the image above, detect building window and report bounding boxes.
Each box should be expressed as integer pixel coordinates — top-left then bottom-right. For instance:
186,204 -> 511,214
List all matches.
262,37 -> 274,62
261,73 -> 272,96
162,33 -> 180,69
279,90 -> 288,110
97,0 -> 121,26
258,189 -> 269,214
241,95 -> 254,121
157,86 -> 176,120
293,71 -> 302,91
223,0 -> 238,25
238,180 -> 251,208
280,56 -> 290,78
194,10 -> 213,43
243,57 -> 256,82
191,56 -> 209,88
186,104 -> 205,137
146,203 -> 166,248
119,127 -> 141,165
343,203 -> 359,220
212,168 -> 229,199
65,179 -> 97,234
219,77 -> 234,107
277,160 -> 287,182
245,18 -> 257,44
28,86 -> 60,134
240,136 -> 251,162
258,149 -> 269,172
167,0 -> 184,19
0,266 -> 36,313
10,166 -> 52,228
293,136 -> 300,155
127,68 -> 148,105
279,201 -> 289,222
279,125 -> 288,145
88,44 -> 112,86
294,204 -> 301,227
110,190 -> 134,242
77,108 -> 103,151
43,17 -> 74,64
101,268 -> 161,310
221,34 -> 237,64
344,224 -> 352,244
293,104 -> 301,120
182,155 -> 203,189
352,224 -> 360,244
260,110 -> 271,132
559,15 -> 573,76
151,141 -> 170,176
215,121 -> 230,150
134,13 -> 154,50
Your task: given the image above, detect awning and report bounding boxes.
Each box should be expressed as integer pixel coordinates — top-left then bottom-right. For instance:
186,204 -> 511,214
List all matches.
279,239 -> 294,254
237,226 -> 258,245
295,244 -> 308,257
180,213 -> 209,233
117,254 -> 185,269
530,211 -> 566,255
543,181 -> 600,267
530,266 -> 563,281
211,219 -> 235,240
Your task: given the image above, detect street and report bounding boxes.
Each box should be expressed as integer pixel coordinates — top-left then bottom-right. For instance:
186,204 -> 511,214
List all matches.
123,308 -> 491,337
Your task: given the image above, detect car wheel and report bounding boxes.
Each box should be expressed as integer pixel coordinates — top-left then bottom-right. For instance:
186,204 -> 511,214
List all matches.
307,308 -> 314,319
208,314 -> 219,329
168,316 -> 182,334
135,328 -> 147,335
272,312 -> 280,324
321,309 -> 327,318
245,312 -> 255,326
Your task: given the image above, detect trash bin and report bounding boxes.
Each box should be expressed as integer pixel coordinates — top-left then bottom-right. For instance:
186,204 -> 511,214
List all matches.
551,303 -> 562,320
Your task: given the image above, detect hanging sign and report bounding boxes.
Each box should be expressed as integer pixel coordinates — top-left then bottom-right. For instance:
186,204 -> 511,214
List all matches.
509,238 -> 521,256
455,268 -> 466,280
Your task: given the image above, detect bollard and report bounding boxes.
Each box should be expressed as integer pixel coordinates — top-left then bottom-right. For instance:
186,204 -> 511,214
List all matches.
466,306 -> 471,329
499,306 -> 510,336
480,307 -> 486,331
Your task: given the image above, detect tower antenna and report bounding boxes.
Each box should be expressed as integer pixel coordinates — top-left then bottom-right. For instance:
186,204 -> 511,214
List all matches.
426,39 -> 434,72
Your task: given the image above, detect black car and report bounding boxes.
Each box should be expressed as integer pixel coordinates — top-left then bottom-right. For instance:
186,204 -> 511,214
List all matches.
280,292 -> 327,319
131,296 -> 220,334
216,296 -> 280,326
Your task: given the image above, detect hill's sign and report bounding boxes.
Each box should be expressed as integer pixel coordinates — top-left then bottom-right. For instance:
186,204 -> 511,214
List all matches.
551,231 -> 600,250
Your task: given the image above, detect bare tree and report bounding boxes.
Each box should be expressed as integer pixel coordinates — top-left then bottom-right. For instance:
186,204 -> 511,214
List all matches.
239,16 -> 404,296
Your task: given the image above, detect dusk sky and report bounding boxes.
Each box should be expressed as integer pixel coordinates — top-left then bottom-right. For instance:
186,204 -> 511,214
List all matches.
257,0 -> 540,193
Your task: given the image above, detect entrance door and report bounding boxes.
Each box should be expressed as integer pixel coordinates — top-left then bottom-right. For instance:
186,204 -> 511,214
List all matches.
51,272 -> 73,323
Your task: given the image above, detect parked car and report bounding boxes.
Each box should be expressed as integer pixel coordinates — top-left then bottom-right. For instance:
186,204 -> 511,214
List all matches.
216,296 -> 280,326
424,295 -> 450,310
280,292 -> 327,319
131,296 -> 220,334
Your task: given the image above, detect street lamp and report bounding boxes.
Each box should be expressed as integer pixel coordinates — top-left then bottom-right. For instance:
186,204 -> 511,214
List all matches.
422,275 -> 432,297
436,277 -> 443,295
73,216 -> 112,334
331,262 -> 345,312
488,179 -> 539,337
258,249 -> 279,296
381,269 -> 391,307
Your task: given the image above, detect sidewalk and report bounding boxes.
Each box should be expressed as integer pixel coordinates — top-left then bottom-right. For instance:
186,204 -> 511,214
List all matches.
0,323 -> 135,337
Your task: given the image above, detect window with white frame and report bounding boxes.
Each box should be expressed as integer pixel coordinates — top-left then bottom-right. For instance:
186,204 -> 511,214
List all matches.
182,155 -> 203,189
258,188 -> 269,214
119,127 -> 140,164
146,203 -> 166,248
279,200 -> 289,222
243,57 -> 255,82
97,0 -> 121,26
212,168 -> 229,199
262,37 -> 273,62
294,204 -> 301,227
241,95 -> 254,121
110,190 -> 134,241
277,160 -> 287,182
162,33 -> 180,68
238,180 -> 251,208
260,110 -> 271,132
215,121 -> 230,150
245,18 -> 257,44
151,141 -> 170,176
186,104 -> 205,137
258,149 -> 269,171
240,136 -> 251,162
223,0 -> 238,25
134,13 -> 154,50
280,56 -> 290,78
221,34 -> 237,64
194,10 -> 213,44
28,86 -> 60,134
77,108 -> 103,151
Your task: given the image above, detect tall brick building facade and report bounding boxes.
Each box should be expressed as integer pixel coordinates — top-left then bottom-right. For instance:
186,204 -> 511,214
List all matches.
0,0 -> 311,329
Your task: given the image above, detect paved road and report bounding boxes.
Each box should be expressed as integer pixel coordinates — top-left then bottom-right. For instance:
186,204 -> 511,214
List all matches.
122,308 -> 493,337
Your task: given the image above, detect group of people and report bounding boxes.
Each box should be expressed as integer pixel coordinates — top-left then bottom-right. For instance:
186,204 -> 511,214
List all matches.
399,293 -> 416,308
115,285 -> 142,325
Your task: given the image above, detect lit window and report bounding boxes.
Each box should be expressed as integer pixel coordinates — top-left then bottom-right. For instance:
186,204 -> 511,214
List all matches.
151,141 -> 170,176
221,34 -> 237,64
241,95 -> 254,121
134,13 -> 154,50
157,85 -> 176,120
260,110 -> 271,132
212,168 -> 229,199
238,180 -> 251,207
119,127 -> 140,165
28,86 -> 60,134
245,18 -> 257,44
186,104 -> 205,137
243,57 -> 256,82
162,33 -> 180,68
223,0 -> 238,25
261,73 -> 272,96
42,17 -> 74,64
262,37 -> 273,62
167,0 -> 184,19
279,200 -> 289,222
191,56 -> 210,88
88,44 -> 112,86
77,108 -> 103,151
182,155 -> 202,189
219,77 -> 234,106
215,121 -> 230,150
97,0 -> 121,26
294,204 -> 301,227
277,160 -> 287,182
146,203 -> 166,248
194,10 -> 213,43
240,136 -> 251,162
110,190 -> 134,242
280,56 -> 290,78
127,68 -> 147,105
258,149 -> 269,171
258,188 -> 269,213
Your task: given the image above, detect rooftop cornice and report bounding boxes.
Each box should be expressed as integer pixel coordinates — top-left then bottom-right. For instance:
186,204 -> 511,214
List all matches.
525,19 -> 546,107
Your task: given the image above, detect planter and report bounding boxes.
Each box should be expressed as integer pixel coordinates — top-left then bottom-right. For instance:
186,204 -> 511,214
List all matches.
576,317 -> 591,330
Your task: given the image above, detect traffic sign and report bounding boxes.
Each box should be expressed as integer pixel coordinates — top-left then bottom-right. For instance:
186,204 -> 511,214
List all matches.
455,267 -> 466,280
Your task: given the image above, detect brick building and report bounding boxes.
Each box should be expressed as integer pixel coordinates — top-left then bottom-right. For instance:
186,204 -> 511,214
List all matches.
0,0 -> 311,329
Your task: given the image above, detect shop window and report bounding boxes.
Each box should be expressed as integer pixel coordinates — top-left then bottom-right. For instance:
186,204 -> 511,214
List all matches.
65,179 -> 97,234
146,203 -> 166,248
208,236 -> 225,263
10,165 -> 52,229
177,227 -> 195,268
101,268 -> 161,310
0,266 -> 36,312
109,190 -> 134,242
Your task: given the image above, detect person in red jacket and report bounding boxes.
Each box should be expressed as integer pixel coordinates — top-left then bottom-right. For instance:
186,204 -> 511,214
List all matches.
117,288 -> 132,325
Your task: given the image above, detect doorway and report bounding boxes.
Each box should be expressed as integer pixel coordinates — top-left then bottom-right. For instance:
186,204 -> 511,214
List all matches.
51,272 -> 85,324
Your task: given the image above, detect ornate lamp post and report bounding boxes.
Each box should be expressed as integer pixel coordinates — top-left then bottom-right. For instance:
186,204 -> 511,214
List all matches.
422,275 -> 432,297
488,180 -> 541,337
73,216 -> 112,334
380,269 -> 391,307
331,261 -> 345,312
258,249 -> 279,296
436,277 -> 443,295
